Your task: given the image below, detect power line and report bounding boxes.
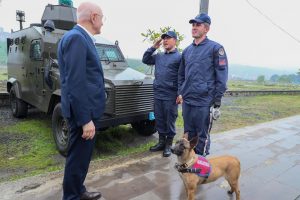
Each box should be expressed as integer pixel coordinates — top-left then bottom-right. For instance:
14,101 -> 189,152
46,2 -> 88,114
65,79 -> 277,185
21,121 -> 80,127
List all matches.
245,0 -> 300,44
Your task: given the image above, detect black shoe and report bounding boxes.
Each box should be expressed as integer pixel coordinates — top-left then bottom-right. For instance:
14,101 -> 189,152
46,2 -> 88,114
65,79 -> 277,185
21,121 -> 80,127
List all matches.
163,137 -> 173,157
80,191 -> 102,200
150,135 -> 166,152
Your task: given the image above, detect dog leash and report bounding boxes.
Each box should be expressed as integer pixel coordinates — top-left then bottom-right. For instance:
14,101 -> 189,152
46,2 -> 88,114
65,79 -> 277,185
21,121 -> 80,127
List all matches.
203,106 -> 221,156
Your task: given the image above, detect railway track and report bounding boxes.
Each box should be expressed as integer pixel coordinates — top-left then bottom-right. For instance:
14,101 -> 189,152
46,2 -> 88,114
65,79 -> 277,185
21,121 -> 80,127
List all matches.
1,90 -> 300,107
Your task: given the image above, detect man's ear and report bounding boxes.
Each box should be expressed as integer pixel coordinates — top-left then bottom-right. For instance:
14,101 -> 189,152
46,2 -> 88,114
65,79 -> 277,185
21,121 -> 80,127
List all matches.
183,133 -> 189,140
189,136 -> 198,149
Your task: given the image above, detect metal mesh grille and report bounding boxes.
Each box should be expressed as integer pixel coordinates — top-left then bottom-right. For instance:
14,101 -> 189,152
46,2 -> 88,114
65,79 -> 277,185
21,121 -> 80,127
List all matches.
115,84 -> 154,116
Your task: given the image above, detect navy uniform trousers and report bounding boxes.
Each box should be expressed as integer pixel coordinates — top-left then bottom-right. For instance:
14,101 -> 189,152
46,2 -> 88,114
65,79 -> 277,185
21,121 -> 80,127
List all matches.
63,110 -> 97,200
154,98 -> 178,138
182,102 -> 211,155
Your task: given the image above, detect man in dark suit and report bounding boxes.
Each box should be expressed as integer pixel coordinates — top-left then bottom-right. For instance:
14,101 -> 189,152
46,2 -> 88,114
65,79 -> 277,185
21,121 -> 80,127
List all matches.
57,2 -> 105,200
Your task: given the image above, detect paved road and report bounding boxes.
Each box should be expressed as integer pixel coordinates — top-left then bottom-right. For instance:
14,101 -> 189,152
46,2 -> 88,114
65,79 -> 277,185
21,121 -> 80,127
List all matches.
1,115 -> 300,200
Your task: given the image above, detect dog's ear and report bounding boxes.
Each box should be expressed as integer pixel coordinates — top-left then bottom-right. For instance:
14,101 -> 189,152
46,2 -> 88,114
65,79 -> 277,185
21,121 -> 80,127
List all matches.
183,133 -> 189,140
189,136 -> 198,149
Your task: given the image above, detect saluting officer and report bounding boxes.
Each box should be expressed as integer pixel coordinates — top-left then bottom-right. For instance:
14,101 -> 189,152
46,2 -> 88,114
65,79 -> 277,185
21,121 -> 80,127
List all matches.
142,31 -> 181,157
177,14 -> 228,156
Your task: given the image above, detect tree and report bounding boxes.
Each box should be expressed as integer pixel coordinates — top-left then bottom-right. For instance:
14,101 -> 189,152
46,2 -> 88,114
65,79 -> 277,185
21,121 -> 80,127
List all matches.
256,75 -> 265,84
141,27 -> 184,52
270,74 -> 279,83
278,75 -> 292,84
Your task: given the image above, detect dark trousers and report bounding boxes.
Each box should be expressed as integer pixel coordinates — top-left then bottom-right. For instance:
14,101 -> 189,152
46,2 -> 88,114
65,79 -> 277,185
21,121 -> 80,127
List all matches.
182,102 -> 210,155
63,114 -> 96,200
154,98 -> 178,138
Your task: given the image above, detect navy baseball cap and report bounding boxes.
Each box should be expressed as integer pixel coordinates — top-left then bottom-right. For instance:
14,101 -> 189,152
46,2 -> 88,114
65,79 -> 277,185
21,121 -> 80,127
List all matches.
161,31 -> 177,40
189,13 -> 211,25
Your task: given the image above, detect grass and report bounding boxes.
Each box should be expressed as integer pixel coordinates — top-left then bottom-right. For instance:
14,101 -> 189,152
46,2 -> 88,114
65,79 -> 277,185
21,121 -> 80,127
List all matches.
228,80 -> 300,91
211,95 -> 300,133
0,119 -> 59,182
94,125 -> 155,158
0,120 -> 155,182
2,94 -> 300,182
176,95 -> 300,133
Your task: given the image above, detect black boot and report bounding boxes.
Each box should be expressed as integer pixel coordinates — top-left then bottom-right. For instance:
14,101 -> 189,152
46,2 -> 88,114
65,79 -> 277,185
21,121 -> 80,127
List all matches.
150,135 -> 166,152
163,137 -> 173,157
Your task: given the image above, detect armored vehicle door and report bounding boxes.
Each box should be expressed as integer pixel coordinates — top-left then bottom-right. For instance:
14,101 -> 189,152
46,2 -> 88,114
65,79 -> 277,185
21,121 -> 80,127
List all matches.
29,39 -> 45,105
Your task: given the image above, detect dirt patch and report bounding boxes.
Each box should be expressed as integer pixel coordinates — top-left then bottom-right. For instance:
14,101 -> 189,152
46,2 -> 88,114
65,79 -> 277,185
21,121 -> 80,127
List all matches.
0,107 -> 18,126
0,106 -> 50,127
0,132 -> 31,157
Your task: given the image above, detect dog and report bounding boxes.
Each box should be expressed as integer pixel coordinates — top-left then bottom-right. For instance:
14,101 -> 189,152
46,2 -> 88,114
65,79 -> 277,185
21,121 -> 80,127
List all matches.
171,133 -> 241,200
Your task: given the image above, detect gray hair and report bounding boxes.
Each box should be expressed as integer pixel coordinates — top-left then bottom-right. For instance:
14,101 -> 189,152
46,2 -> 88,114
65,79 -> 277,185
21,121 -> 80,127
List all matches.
203,22 -> 210,29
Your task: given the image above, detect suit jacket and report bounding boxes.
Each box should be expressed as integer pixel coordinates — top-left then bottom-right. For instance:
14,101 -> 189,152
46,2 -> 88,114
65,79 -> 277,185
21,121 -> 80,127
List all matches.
58,25 -> 105,127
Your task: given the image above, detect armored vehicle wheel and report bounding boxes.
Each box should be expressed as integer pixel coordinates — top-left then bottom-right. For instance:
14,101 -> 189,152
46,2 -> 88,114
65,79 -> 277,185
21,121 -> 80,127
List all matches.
131,120 -> 156,136
9,87 -> 28,118
52,103 -> 69,156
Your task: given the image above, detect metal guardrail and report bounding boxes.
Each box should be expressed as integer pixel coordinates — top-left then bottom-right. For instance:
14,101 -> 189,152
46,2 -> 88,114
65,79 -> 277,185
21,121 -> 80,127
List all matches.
0,90 -> 300,107
225,90 -> 300,96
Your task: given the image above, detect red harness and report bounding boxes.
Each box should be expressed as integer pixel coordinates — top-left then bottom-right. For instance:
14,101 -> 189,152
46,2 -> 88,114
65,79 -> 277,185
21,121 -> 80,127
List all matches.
191,156 -> 211,178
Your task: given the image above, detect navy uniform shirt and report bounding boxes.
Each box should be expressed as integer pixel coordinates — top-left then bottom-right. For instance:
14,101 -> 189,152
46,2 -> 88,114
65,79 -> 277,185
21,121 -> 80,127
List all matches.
143,47 -> 181,100
178,37 -> 228,106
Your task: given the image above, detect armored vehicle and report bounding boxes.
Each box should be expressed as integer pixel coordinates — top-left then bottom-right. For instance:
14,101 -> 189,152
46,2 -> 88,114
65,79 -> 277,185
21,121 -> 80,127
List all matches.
7,2 -> 156,155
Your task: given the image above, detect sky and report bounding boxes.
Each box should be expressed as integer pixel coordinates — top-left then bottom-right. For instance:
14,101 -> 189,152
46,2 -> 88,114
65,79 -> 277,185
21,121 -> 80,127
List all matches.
0,0 -> 300,71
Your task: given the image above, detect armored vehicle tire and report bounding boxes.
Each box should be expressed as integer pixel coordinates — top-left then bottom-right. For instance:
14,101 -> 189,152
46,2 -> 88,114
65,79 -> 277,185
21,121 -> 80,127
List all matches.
9,87 -> 28,118
52,103 -> 69,157
131,120 -> 156,136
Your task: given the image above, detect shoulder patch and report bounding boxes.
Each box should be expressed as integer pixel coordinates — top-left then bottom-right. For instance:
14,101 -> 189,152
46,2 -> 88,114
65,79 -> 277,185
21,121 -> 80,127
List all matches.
218,48 -> 225,56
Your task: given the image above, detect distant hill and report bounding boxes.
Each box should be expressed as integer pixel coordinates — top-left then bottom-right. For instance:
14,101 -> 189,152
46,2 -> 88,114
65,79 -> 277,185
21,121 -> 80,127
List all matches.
229,64 -> 296,80
126,58 -> 297,80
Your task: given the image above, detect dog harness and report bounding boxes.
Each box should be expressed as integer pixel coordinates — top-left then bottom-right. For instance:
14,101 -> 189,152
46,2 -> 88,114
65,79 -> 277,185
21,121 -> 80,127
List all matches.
175,155 -> 211,178
192,156 -> 211,178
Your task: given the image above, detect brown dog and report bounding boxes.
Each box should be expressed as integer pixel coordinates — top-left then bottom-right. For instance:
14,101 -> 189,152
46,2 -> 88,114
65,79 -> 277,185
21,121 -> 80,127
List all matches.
171,134 -> 241,200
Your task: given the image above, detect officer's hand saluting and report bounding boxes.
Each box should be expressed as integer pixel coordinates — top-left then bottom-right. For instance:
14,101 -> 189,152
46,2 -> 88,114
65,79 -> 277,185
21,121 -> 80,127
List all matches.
152,38 -> 162,49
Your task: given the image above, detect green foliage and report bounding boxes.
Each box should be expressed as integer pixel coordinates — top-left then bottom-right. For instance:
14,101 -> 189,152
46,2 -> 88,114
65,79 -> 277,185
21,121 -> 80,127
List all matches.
94,125 -> 155,156
0,119 -> 60,182
141,26 -> 184,52
269,73 -> 300,84
256,75 -> 265,84
176,95 -> 300,134
278,75 -> 292,84
0,120 -> 155,182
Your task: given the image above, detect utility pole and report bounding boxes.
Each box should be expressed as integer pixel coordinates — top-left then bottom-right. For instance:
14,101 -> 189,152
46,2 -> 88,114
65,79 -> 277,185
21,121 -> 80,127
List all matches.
199,0 -> 209,14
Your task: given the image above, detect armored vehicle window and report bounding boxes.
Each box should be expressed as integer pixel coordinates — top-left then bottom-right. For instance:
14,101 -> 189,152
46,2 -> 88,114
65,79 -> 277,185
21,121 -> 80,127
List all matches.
15,38 -> 20,45
30,40 -> 42,60
95,44 -> 124,62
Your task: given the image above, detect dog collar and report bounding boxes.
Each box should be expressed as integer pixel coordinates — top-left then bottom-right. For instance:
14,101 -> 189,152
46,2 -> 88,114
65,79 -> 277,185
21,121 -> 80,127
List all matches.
185,155 -> 196,167
174,155 -> 211,178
